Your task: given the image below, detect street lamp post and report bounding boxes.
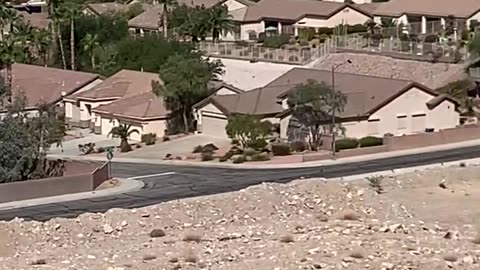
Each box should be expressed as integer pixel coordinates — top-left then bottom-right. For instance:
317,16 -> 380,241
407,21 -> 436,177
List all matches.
331,60 -> 351,159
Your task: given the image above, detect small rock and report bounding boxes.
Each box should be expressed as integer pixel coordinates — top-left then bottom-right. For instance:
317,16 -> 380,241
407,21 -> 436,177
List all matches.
308,248 -> 321,255
87,255 -> 96,259
141,213 -> 150,218
121,221 -> 128,227
103,224 -> 114,234
149,228 -> 166,238
357,189 -> 365,196
462,256 -> 474,264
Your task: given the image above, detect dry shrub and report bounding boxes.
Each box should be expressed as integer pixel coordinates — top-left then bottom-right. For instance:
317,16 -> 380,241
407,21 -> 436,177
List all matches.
149,228 -> 166,238
182,232 -> 202,242
169,257 -> 179,263
316,213 -> 329,222
339,210 -> 360,221
279,234 -> 295,243
349,247 -> 366,259
443,253 -> 458,262
184,249 -> 198,263
142,254 -> 157,261
31,258 -> 47,265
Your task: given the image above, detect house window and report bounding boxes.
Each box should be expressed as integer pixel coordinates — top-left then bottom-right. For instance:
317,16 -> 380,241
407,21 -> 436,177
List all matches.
367,118 -> 380,135
411,113 -> 426,132
397,114 -> 407,130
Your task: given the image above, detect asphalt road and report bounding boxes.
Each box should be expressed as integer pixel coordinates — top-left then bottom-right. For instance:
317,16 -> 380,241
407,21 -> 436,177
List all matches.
1,144 -> 480,221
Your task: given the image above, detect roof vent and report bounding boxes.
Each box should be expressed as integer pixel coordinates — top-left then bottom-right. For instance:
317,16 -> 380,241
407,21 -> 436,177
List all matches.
61,91 -> 67,96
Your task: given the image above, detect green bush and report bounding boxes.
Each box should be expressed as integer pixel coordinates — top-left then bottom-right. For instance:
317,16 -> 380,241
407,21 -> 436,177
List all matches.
202,143 -> 219,153
251,152 -> 270,161
358,136 -> 383,148
335,138 -> 359,152
263,34 -> 290,48
201,151 -> 214,161
243,148 -> 258,157
192,145 -> 203,153
219,151 -> 235,162
141,133 -> 157,145
298,27 -> 316,41
290,141 -> 306,152
299,39 -> 309,46
162,136 -> 170,142
271,143 -> 291,156
232,155 -> 246,164
424,34 -> 438,43
231,138 -> 240,145
247,139 -> 268,150
96,147 -> 105,153
347,24 -> 367,34
317,27 -> 333,35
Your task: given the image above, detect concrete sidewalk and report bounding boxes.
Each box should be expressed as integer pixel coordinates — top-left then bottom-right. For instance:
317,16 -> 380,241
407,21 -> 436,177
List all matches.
0,178 -> 144,211
49,138 -> 480,169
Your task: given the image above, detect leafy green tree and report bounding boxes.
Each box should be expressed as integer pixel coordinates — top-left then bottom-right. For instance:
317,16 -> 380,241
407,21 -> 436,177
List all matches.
155,54 -> 223,134
81,33 -> 100,68
208,5 -> 234,42
159,0 -> 177,38
0,5 -> 18,39
108,124 -> 139,152
11,18 -> 35,63
287,79 -> 347,151
0,35 -> 23,98
170,4 -> 209,41
32,28 -> 52,66
60,0 -> 81,70
225,114 -> 272,149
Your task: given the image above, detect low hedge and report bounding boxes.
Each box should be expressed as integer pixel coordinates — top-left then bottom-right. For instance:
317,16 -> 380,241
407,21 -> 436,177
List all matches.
141,133 -> 157,145
290,141 -> 306,152
335,138 -> 359,152
271,143 -> 291,156
358,136 -> 383,148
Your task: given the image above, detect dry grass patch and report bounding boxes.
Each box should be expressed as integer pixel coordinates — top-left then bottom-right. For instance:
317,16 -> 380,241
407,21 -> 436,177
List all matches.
442,253 -> 458,262
182,232 -> 202,242
279,234 -> 295,243
339,210 -> 360,221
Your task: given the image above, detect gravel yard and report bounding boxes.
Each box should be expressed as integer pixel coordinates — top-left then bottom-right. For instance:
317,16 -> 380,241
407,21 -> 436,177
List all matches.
1,165 -> 480,269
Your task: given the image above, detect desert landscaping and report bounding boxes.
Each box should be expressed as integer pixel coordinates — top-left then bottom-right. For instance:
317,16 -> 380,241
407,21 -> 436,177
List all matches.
0,165 -> 479,270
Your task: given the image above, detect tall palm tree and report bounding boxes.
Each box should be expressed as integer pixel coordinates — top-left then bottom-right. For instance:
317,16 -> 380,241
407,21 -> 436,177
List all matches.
61,0 -> 80,70
48,0 -> 66,69
81,33 -> 100,69
207,5 -> 234,42
108,124 -> 139,152
158,0 -> 176,38
32,28 -> 52,66
0,35 -> 21,102
12,19 -> 35,63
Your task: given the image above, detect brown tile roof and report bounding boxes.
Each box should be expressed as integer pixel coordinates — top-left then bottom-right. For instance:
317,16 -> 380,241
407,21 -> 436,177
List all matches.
128,6 -> 162,30
70,69 -> 160,101
92,92 -> 169,120
85,2 -> 128,15
204,68 -> 450,118
243,0 -> 370,22
3,64 -> 98,109
17,10 -> 49,29
372,0 -> 480,18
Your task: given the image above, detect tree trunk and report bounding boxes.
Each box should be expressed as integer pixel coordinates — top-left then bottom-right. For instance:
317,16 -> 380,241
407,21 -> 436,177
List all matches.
182,108 -> 189,134
57,23 -> 67,70
6,64 -> 12,103
163,8 -> 168,38
70,18 -> 75,70
49,18 -> 58,65
91,51 -> 95,69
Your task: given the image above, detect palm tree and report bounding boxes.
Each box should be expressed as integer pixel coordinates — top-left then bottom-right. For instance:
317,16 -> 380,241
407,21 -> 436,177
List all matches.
11,19 -> 35,63
207,5 -> 234,42
32,28 -> 52,66
81,33 -> 100,69
108,124 -> 139,152
61,0 -> 81,70
0,35 -> 21,102
47,0 -> 66,69
158,0 -> 176,38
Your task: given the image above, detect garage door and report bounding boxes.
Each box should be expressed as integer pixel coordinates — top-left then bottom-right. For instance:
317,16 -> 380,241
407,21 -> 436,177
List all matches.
201,115 -> 229,139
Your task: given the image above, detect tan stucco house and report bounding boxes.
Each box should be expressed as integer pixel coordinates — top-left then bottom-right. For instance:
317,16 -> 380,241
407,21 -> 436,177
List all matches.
194,67 -> 460,140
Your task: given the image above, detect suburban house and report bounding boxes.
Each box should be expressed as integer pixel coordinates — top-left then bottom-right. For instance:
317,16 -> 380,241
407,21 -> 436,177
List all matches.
370,0 -> 480,34
82,2 -> 130,16
128,0 -> 256,38
63,69 -> 160,132
0,63 -> 100,116
194,68 -> 460,140
238,0 -> 373,40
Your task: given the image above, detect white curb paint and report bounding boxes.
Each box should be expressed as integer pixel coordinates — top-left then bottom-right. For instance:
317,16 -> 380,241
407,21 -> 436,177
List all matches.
128,172 -> 176,180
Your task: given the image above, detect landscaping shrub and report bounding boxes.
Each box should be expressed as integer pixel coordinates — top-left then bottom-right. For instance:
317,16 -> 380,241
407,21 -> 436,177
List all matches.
317,27 -> 333,35
162,136 -> 170,142
359,136 -> 383,148
202,143 -> 219,152
192,145 -> 203,153
219,151 -> 235,162
299,39 -> 309,46
96,147 -> 105,153
298,27 -> 316,41
232,155 -> 246,164
251,152 -> 270,161
424,34 -> 438,43
201,151 -> 214,161
257,32 -> 266,43
231,138 -> 240,145
290,141 -> 306,152
263,34 -> 290,48
271,143 -> 291,156
78,143 -> 96,155
335,138 -> 359,152
141,133 -> 157,145
243,148 -> 258,157
347,24 -> 367,34
247,139 -> 268,150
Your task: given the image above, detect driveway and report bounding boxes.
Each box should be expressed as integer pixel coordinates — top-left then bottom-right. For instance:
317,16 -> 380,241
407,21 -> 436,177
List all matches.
49,132 -> 124,156
119,134 -> 230,159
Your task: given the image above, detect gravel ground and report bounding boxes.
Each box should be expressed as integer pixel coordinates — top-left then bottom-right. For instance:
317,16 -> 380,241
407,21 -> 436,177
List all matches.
1,166 -> 480,270
312,53 -> 467,89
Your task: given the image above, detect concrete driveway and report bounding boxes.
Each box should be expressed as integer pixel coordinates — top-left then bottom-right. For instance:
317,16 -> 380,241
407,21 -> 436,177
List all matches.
49,132 -> 125,156
119,134 -> 230,159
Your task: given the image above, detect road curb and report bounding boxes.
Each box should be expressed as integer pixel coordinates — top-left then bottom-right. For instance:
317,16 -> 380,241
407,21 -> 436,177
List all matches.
0,178 -> 145,211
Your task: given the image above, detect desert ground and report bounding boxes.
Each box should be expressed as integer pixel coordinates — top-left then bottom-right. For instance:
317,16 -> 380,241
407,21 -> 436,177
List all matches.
1,165 -> 480,270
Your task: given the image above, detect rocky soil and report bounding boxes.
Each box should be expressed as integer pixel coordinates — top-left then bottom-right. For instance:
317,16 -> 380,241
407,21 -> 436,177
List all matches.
312,53 -> 467,89
1,165 -> 480,270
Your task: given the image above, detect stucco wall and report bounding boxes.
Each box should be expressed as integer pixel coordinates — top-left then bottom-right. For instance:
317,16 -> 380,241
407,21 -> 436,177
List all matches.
240,22 -> 264,40
143,119 -> 167,137
295,7 -> 370,28
80,100 -> 114,123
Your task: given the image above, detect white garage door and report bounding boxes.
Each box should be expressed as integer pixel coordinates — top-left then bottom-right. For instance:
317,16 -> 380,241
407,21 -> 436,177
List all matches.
201,115 -> 228,139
